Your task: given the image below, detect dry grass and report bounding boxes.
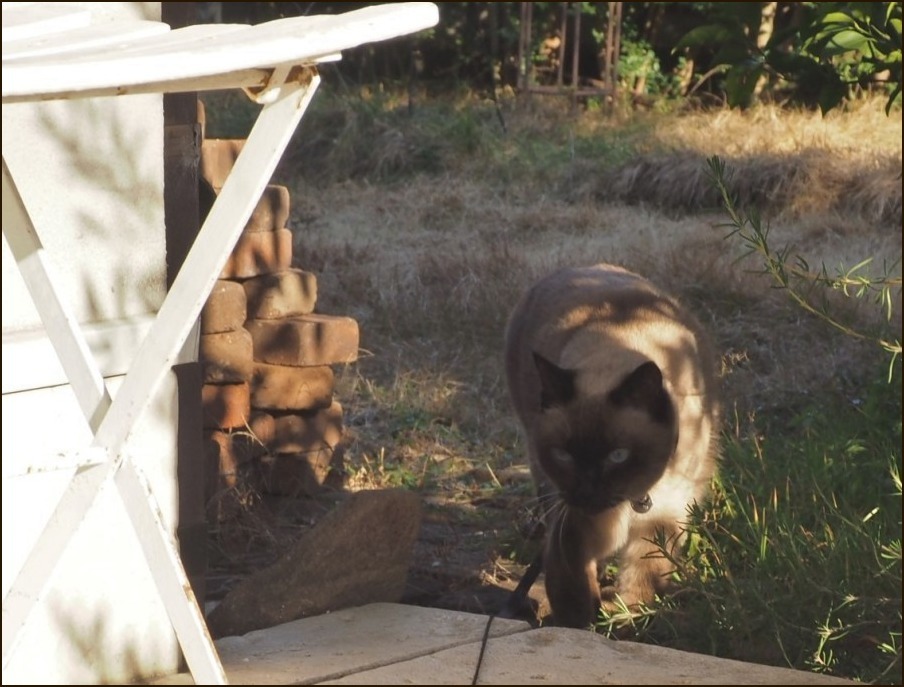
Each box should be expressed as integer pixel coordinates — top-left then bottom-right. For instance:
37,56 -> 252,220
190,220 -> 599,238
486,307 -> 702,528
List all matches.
208,85 -> 901,223
201,82 -> 903,508
293,177 -> 899,421
650,97 -> 901,158
593,149 -> 901,224
267,91 -> 899,513
276,90 -> 902,215
201,88 -> 901,680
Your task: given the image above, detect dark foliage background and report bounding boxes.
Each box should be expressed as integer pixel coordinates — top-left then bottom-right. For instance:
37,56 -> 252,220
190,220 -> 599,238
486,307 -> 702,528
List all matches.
199,2 -> 901,112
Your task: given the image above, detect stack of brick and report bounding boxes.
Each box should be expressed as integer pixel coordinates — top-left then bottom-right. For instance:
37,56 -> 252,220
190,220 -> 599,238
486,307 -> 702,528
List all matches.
199,137 -> 359,519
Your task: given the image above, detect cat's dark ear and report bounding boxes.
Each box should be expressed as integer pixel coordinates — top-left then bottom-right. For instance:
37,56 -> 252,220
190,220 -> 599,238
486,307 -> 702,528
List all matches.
610,361 -> 673,423
533,352 -> 575,409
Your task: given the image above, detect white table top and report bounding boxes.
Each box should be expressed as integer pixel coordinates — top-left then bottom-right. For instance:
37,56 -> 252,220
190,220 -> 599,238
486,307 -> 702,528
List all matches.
2,3 -> 439,102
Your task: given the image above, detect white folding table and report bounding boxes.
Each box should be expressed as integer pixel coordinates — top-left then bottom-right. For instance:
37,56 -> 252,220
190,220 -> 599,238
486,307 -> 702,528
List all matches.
1,3 -> 438,683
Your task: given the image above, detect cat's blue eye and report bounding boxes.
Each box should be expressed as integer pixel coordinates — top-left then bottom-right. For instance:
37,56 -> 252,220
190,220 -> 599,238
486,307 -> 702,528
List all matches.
607,448 -> 630,464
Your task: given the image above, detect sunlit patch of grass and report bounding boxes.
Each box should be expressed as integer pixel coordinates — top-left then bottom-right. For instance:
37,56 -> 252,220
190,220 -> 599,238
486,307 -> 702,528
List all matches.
599,369 -> 902,684
337,366 -> 515,505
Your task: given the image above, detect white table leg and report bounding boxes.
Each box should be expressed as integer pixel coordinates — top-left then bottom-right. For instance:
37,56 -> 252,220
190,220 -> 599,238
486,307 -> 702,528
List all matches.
2,69 -> 322,685
94,70 -> 321,456
115,459 -> 226,684
1,457 -> 112,668
1,158 -> 111,433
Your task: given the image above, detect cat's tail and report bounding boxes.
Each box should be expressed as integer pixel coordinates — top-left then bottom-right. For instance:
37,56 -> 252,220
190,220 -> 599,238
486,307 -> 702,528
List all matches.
497,550 -> 543,619
472,550 -> 544,685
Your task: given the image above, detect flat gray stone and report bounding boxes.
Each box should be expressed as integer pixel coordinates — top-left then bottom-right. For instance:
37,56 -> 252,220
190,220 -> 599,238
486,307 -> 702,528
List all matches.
206,490 -> 421,638
243,268 -> 317,320
148,603 -> 856,686
215,602 -> 530,685
322,621 -> 856,686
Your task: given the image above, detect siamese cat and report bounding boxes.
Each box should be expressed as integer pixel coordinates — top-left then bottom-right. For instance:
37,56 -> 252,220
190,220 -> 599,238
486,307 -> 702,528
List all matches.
504,263 -> 720,629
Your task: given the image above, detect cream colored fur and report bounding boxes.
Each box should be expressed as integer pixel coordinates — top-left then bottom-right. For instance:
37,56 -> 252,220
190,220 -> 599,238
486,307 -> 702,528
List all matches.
505,263 -> 720,628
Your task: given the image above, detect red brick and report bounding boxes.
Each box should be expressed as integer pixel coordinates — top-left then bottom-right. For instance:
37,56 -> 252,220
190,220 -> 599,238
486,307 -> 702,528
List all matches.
206,430 -> 238,484
220,228 -> 292,279
205,420 -> 270,523
203,416 -> 274,512
205,444 -> 236,521
249,362 -> 333,411
257,446 -> 343,497
200,138 -> 244,190
205,430 -> 253,491
243,269 -> 317,320
204,412 -> 273,475
198,180 -> 290,234
201,279 -> 247,334
202,382 -> 251,429
200,328 -> 254,383
270,402 -> 344,455
245,410 -> 277,447
204,438 -> 220,503
245,185 -> 291,232
246,314 -> 359,366
204,431 -> 237,497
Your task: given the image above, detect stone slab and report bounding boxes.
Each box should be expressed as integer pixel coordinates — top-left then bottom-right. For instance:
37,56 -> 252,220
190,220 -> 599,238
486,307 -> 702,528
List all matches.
250,362 -> 334,411
205,492 -> 422,639
245,184 -> 291,232
199,328 -> 253,383
323,623 -> 857,685
220,228 -> 293,279
243,268 -> 317,320
200,138 -> 244,190
246,314 -> 359,366
215,603 -> 530,685
201,279 -> 247,334
147,603 -> 856,686
201,381 -> 251,430
270,402 -> 344,454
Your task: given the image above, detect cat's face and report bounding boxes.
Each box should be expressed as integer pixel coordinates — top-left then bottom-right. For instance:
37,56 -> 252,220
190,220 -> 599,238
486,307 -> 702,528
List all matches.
533,353 -> 678,514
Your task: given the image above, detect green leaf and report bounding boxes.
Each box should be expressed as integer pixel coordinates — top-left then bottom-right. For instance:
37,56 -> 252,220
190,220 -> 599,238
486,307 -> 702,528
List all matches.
725,64 -> 763,108
674,24 -> 739,52
712,42 -> 753,66
818,77 -> 850,115
820,11 -> 858,26
827,28 -> 871,52
767,51 -> 818,75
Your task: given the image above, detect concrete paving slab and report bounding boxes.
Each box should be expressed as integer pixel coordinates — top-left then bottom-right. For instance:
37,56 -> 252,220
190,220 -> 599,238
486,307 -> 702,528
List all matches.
149,602 -> 856,686
323,622 -> 855,685
215,603 -> 530,684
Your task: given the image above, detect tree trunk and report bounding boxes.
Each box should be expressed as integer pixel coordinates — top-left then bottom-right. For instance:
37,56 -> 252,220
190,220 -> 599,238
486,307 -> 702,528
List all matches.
757,2 -> 778,49
754,1 -> 778,98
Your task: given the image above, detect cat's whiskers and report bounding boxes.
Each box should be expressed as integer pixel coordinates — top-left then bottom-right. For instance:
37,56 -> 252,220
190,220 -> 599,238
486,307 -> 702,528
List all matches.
538,495 -> 562,524
522,491 -> 561,529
